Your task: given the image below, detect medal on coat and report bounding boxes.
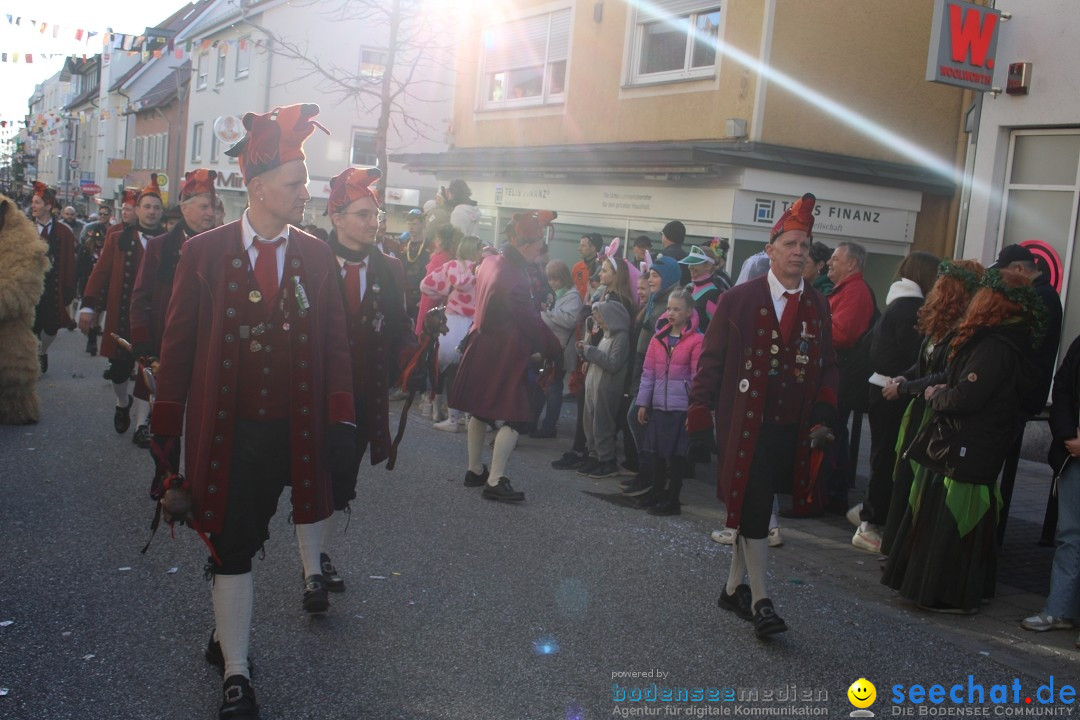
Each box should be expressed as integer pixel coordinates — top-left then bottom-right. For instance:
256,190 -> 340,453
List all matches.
799,321 -> 815,340
250,341 -> 262,352
770,344 -> 779,355
249,290 -> 262,303
292,276 -> 309,311
373,311 -> 385,334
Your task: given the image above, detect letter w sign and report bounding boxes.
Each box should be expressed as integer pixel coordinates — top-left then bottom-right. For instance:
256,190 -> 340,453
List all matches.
925,0 -> 1002,92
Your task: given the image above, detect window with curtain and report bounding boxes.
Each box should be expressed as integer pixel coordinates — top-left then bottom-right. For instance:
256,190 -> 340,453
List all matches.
481,7 -> 570,109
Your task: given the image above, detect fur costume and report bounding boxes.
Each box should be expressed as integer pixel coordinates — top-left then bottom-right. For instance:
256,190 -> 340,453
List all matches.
0,194 -> 50,424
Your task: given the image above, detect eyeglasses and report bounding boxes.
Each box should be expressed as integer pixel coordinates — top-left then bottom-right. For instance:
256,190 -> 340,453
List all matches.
337,209 -> 386,223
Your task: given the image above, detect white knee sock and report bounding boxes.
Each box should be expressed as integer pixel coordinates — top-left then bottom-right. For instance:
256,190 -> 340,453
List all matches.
742,536 -> 770,607
132,397 -> 151,428
725,532 -> 746,595
113,380 -> 130,406
39,333 -> 56,354
212,573 -> 254,680
319,511 -> 340,553
467,416 -> 486,474
770,495 -> 780,532
295,520 -> 325,578
488,425 -> 519,484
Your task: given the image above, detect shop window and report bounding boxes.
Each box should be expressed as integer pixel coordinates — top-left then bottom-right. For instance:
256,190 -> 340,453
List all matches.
481,8 -> 570,109
629,1 -> 722,85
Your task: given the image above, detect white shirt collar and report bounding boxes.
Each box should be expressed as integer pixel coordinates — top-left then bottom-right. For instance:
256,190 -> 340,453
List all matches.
240,209 -> 290,252
767,268 -> 804,301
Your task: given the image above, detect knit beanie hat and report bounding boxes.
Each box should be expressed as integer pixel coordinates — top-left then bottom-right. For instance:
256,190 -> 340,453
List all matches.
651,255 -> 681,292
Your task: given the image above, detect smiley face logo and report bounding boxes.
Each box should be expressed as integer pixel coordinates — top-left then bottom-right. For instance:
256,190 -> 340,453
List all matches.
848,678 -> 876,709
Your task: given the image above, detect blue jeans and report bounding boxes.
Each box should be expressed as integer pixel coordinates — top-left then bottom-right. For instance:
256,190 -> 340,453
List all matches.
1046,459 -> 1080,619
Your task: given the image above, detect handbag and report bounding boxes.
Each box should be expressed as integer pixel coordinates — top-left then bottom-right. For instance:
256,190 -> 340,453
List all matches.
903,412 -> 960,476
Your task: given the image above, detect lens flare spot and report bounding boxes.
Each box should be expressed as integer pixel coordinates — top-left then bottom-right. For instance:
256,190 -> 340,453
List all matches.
532,635 -> 559,655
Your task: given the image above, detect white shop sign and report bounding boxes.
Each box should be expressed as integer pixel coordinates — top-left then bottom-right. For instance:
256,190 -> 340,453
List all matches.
733,191 -> 915,244
470,181 -> 733,225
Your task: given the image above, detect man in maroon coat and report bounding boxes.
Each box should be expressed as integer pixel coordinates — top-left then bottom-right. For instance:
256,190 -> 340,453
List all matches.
322,166 -> 418,590
130,169 -> 219,360
79,182 -> 163,444
450,211 -> 562,502
149,104 -> 356,720
688,193 -> 838,639
29,182 -> 76,374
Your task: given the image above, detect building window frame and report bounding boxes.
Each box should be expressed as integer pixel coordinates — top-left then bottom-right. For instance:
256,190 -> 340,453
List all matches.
215,46 -> 227,85
210,131 -> 220,163
627,1 -> 724,86
191,122 -> 204,163
235,36 -> 251,78
479,7 -> 571,110
197,51 -> 209,90
358,47 -> 387,79
350,129 -> 378,167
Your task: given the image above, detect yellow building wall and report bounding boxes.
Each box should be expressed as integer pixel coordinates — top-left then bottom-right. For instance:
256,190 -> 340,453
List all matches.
761,0 -> 967,166
453,0 -> 766,147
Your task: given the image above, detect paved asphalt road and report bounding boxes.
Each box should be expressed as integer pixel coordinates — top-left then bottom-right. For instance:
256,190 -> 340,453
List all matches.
0,333 -> 1073,719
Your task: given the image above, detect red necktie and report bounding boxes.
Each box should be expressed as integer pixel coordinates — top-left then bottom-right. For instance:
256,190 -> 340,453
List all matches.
343,260 -> 365,315
779,291 -> 800,343
253,237 -> 285,299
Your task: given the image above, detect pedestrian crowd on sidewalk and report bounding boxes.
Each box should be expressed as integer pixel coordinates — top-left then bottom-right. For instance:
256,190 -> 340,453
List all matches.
3,101 -> 1080,719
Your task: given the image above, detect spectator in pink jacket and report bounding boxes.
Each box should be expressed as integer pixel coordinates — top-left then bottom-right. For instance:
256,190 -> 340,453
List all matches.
415,224 -> 462,419
420,236 -> 482,431
634,289 -> 704,516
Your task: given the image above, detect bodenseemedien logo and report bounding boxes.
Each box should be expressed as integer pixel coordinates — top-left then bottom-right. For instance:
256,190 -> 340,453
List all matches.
849,678 -> 877,717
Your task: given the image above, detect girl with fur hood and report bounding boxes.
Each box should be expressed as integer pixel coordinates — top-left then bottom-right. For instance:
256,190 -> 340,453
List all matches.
0,194 -> 50,424
634,289 -> 704,515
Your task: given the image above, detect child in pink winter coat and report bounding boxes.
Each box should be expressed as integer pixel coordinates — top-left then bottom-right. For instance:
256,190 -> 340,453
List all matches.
634,289 -> 704,515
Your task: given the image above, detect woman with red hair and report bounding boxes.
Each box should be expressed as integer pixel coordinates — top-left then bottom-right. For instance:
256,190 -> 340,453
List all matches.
882,268 -> 1045,613
878,259 -> 985,555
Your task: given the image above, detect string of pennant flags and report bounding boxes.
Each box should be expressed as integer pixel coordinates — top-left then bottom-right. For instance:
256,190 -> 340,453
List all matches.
1,13 -> 259,63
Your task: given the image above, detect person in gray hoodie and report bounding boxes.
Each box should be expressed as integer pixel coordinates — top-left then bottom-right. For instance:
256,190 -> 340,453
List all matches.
576,299 -> 631,479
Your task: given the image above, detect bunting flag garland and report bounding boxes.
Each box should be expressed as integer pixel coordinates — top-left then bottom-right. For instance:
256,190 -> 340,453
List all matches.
0,12 -> 260,62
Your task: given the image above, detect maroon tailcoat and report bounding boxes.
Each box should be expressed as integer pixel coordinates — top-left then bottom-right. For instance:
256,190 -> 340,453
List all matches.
689,275 -> 838,527
450,246 -> 560,422
34,219 -> 77,332
130,222 -> 194,354
339,249 -> 417,465
81,223 -> 150,358
153,221 -> 355,534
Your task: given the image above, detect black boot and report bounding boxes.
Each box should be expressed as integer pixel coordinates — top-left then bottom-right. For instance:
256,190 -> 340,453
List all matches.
648,457 -> 685,516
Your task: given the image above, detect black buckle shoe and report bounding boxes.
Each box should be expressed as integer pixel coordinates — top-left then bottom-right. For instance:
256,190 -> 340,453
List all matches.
205,630 -> 254,677
464,465 -> 489,487
481,477 -> 525,502
132,424 -> 151,448
320,553 -> 345,592
303,574 -> 329,615
113,395 -> 133,434
219,674 -> 259,720
752,598 -> 788,638
718,584 -> 753,621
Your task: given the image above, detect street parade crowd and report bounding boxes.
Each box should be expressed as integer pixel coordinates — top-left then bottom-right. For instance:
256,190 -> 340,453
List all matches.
2,102 -> 1080,720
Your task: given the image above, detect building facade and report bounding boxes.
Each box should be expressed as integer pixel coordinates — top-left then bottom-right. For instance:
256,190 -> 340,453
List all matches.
396,0 -> 969,293
182,0 -> 456,227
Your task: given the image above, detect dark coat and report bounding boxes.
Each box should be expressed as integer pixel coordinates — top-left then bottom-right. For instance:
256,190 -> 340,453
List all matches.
688,276 -> 838,527
130,221 -> 194,354
925,324 -> 1037,485
153,221 -> 355,534
34,220 -> 76,332
339,249 -> 417,465
1025,275 -> 1063,416
1048,332 -> 1080,476
450,246 -> 560,422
